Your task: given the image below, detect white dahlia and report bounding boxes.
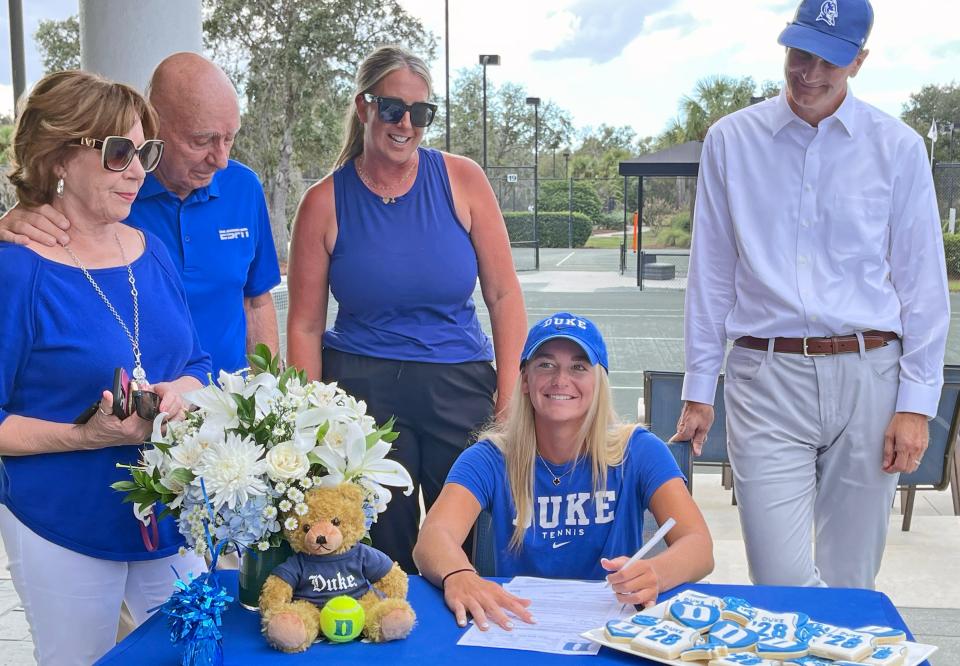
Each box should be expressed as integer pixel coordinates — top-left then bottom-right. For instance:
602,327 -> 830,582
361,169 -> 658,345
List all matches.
195,432 -> 268,511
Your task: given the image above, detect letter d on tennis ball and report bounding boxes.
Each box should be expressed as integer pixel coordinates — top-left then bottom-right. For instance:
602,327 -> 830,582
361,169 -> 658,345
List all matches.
320,595 -> 365,642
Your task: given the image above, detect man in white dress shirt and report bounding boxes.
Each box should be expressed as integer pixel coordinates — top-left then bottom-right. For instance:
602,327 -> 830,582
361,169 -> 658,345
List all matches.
673,0 -> 949,588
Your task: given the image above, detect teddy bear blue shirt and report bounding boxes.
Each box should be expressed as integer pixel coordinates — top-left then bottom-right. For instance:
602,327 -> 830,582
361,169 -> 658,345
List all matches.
270,544 -> 394,605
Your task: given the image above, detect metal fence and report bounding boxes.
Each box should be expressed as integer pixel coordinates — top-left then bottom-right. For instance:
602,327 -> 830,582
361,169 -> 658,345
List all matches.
935,162 -> 960,224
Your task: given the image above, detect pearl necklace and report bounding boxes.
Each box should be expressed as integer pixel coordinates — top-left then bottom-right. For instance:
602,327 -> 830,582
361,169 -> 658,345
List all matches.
356,154 -> 419,204
62,233 -> 148,383
537,453 -> 575,487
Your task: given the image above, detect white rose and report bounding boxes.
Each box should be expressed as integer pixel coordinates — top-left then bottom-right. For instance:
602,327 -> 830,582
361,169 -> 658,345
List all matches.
265,441 -> 310,481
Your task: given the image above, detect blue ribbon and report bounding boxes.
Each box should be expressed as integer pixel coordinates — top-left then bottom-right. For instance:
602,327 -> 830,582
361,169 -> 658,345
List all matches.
153,479 -> 236,666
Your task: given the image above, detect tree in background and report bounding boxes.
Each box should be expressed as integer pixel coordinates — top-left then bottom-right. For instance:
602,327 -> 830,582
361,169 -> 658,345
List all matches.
902,82 -> 960,163
34,16 -> 81,74
204,0 -> 436,263
539,179 -> 602,225
436,67 -> 573,174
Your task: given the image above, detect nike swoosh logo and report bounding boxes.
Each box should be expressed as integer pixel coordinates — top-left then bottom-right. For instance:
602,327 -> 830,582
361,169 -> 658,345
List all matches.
552,541 -> 571,549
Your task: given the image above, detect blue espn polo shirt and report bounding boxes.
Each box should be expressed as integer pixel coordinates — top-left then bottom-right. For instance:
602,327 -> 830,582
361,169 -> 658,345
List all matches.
131,160 -> 281,375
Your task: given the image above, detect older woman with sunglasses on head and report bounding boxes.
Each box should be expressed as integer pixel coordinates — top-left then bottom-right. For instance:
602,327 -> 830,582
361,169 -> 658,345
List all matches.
286,46 -> 526,573
0,70 -> 210,665
413,314 -> 714,631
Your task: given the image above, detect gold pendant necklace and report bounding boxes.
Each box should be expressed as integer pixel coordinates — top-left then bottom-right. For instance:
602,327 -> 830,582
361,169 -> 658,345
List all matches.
356,154 -> 418,204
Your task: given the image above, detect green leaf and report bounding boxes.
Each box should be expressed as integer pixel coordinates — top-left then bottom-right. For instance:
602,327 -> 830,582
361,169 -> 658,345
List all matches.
314,420 -> 330,443
307,451 -> 324,466
169,468 -> 195,485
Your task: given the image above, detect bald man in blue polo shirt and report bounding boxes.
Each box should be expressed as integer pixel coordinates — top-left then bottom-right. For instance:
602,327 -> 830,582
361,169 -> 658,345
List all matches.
1,53 -> 281,376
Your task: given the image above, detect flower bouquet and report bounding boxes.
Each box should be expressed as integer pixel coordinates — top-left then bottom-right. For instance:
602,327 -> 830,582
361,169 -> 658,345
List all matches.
112,345 -> 413,557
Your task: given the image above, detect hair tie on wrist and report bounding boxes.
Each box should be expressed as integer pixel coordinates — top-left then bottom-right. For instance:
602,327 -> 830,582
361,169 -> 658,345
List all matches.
441,567 -> 476,588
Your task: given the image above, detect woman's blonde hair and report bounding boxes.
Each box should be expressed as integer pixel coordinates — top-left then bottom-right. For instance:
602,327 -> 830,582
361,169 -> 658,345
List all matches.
333,45 -> 433,170
478,365 -> 635,551
8,70 -> 159,208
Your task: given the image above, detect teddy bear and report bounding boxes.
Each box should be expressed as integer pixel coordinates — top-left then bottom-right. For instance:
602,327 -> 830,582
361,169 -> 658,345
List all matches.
259,482 -> 416,652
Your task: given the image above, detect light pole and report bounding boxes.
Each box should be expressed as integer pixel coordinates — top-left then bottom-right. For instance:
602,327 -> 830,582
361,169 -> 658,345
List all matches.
479,54 -> 500,172
526,96 -> 540,262
562,148 -> 572,248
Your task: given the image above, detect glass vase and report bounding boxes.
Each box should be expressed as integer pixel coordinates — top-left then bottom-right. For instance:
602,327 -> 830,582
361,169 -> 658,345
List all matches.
238,541 -> 293,611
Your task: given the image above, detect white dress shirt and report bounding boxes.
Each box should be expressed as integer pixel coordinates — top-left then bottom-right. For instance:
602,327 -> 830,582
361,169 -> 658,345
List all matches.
681,88 -> 949,417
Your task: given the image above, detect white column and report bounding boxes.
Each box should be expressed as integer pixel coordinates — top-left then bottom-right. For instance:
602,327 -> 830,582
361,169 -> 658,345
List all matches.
79,0 -> 202,92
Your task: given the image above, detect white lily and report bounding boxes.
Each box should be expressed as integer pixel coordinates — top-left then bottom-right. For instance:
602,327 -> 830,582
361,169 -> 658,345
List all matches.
311,422 -> 413,497
184,383 -> 239,431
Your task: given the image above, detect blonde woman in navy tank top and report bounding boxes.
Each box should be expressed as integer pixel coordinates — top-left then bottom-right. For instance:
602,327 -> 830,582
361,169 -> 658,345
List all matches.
286,46 -> 527,573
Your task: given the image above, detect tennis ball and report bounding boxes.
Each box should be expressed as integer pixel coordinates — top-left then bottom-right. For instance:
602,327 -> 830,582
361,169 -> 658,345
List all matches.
319,595 -> 365,642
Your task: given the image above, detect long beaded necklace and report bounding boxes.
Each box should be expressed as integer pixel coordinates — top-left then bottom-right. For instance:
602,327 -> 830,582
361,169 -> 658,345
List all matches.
537,453 -> 575,487
356,154 -> 418,204
62,233 -> 148,383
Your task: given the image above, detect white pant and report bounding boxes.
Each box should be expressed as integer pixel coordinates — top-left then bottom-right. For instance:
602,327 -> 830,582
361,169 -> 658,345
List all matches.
724,337 -> 902,589
0,505 -> 205,665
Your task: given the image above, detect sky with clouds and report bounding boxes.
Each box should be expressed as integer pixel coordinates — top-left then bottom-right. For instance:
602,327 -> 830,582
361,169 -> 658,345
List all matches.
3,0 -> 958,143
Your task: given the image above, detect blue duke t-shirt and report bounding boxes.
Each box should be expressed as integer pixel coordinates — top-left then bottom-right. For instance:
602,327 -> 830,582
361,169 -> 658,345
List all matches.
270,544 -> 394,605
446,427 -> 684,579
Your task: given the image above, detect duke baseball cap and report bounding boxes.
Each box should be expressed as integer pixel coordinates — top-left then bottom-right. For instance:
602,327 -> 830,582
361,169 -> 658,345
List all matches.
777,0 -> 874,67
520,312 -> 608,371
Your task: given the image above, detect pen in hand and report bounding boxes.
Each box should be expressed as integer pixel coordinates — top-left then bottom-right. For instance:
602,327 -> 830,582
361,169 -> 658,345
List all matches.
603,517 -> 676,588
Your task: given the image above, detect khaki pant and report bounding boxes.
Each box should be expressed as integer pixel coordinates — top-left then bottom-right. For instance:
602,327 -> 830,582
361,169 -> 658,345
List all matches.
724,337 -> 902,589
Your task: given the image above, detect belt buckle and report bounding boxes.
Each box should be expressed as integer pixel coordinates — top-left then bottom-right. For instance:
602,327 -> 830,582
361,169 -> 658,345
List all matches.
802,337 -> 827,357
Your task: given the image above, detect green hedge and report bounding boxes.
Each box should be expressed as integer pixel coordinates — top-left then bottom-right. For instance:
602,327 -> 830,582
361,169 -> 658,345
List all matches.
944,233 -> 960,277
503,211 -> 593,248
538,180 -> 603,225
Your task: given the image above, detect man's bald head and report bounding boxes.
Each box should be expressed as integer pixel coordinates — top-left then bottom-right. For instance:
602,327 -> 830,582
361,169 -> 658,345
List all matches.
146,53 -> 241,199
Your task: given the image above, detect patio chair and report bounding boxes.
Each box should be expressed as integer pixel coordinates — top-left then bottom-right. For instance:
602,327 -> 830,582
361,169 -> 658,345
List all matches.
642,370 -> 730,496
897,364 -> 960,531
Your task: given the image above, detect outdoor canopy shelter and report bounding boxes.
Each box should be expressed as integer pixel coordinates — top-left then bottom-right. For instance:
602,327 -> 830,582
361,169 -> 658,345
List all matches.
618,140 -> 703,286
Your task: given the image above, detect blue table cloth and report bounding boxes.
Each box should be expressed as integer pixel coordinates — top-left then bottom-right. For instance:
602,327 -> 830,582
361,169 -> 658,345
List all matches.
96,573 -> 928,665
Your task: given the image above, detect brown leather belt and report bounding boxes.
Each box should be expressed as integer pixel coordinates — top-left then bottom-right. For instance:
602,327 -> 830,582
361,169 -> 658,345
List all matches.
734,330 -> 899,356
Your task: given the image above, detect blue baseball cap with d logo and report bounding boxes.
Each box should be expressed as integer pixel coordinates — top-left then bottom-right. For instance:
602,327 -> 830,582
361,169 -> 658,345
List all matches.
777,0 -> 874,67
521,312 -> 608,371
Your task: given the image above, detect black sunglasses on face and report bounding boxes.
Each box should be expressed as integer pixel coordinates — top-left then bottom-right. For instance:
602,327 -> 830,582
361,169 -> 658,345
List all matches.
363,93 -> 437,128
72,136 -> 164,173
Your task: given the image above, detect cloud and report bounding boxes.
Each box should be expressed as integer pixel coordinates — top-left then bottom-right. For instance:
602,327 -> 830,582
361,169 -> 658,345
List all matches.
933,41 -> 960,58
646,12 -> 699,35
532,0 -> 676,64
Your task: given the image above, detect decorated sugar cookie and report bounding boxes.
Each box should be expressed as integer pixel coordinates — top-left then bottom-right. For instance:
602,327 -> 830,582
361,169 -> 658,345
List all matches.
709,620 -> 760,651
862,644 -> 908,666
856,625 -> 908,645
669,600 -> 722,633
746,609 -> 809,641
721,597 -> 757,625
627,612 -> 661,627
809,628 -> 874,662
604,619 -> 643,643
755,637 -> 809,660
796,620 -> 837,641
708,653 -> 780,666
784,657 -> 837,666
629,620 -> 702,660
680,636 -> 728,661
669,589 -> 726,609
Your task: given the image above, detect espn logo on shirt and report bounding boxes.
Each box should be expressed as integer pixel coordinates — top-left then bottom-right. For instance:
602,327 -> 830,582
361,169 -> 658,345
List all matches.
219,227 -> 250,240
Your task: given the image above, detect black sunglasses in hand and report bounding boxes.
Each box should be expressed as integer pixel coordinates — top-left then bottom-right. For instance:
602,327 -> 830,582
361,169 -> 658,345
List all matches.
363,93 -> 437,128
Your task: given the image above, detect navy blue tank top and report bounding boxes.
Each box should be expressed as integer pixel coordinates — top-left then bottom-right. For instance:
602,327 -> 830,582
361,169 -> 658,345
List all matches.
324,147 -> 493,363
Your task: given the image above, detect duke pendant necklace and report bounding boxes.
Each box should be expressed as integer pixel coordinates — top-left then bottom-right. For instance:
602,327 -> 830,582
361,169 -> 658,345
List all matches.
537,453 -> 574,487
356,154 -> 418,204
63,233 -> 148,383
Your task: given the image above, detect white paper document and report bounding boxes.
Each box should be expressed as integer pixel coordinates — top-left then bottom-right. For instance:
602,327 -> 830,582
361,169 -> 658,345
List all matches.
456,576 -> 629,655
